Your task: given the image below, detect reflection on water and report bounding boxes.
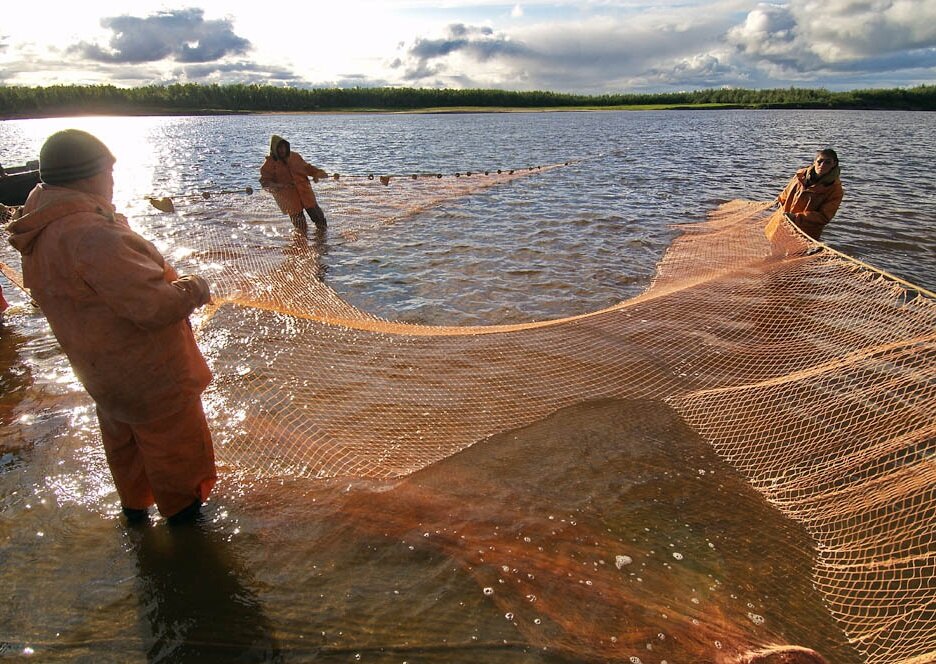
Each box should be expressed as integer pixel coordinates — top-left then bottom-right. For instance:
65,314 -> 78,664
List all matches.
129,520 -> 280,663
0,320 -> 33,429
328,400 -> 856,663
282,225 -> 328,282
0,110 -> 932,661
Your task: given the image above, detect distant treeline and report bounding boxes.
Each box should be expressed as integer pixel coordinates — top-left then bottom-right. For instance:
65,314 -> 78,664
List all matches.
1,83 -> 934,117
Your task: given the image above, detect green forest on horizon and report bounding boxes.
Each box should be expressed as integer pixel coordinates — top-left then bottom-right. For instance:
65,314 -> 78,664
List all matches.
1,83 -> 934,117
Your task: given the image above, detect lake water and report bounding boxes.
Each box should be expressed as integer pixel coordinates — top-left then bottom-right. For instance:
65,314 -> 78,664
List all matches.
0,110 -> 934,663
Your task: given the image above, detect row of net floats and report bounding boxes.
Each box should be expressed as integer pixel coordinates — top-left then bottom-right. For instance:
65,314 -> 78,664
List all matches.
147,162 -> 572,211
325,162 -> 571,186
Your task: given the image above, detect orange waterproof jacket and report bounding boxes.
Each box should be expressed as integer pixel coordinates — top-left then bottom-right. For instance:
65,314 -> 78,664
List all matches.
7,184 -> 211,423
777,166 -> 843,239
259,135 -> 327,215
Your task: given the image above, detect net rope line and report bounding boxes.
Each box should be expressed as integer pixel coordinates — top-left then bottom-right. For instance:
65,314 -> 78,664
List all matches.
1,170 -> 934,662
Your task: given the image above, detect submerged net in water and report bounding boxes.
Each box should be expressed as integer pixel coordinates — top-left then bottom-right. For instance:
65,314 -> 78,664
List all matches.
198,193 -> 933,663
1,166 -> 933,663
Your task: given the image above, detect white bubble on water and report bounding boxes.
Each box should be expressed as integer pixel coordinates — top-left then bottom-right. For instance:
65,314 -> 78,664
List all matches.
615,555 -> 633,569
672,552 -> 683,560
483,587 -> 494,596
748,612 -> 765,625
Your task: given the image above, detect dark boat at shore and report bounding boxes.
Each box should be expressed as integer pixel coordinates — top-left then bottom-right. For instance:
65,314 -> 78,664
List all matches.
1,161 -> 40,206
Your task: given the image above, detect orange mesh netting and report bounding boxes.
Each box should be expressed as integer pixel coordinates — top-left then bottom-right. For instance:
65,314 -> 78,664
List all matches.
200,196 -> 933,663
2,167 -> 934,663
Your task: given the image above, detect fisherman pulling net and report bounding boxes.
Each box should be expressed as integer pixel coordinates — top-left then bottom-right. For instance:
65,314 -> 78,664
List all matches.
1,153 -> 933,663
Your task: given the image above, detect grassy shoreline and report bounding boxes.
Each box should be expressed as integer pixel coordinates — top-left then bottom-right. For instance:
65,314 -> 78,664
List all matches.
6,101 -> 933,121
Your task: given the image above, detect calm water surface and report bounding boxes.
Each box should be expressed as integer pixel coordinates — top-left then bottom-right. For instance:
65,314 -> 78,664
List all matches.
0,111 -> 933,662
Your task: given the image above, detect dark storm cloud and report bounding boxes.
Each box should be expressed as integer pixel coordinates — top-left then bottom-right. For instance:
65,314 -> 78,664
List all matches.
176,61 -> 304,85
408,23 -> 529,64
72,8 -> 250,64
390,3 -> 935,94
830,48 -> 936,74
402,61 -> 444,82
399,17 -> 729,90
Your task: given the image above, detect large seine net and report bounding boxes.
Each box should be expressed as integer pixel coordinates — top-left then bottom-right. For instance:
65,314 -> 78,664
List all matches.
2,167 -> 934,663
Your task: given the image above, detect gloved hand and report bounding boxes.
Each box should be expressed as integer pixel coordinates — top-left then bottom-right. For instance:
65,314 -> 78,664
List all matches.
175,274 -> 212,307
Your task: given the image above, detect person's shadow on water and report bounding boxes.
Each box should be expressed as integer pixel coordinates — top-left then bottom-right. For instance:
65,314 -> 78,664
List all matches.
128,516 -> 281,663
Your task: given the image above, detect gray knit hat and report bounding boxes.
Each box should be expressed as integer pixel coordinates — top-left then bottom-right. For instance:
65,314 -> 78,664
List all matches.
39,129 -> 116,185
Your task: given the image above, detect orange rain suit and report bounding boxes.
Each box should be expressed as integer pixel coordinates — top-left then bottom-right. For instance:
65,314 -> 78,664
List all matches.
259,135 -> 327,216
777,166 -> 844,240
7,184 -> 216,517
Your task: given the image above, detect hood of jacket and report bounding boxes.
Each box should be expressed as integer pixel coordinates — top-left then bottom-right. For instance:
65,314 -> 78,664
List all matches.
270,134 -> 290,160
800,163 -> 841,188
7,184 -> 115,256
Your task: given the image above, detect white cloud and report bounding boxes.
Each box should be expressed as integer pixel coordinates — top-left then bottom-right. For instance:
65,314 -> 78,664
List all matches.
1,1 -> 934,91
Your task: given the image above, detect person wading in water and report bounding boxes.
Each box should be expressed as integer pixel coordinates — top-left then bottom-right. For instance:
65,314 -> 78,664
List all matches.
7,129 -> 217,525
259,135 -> 329,232
776,148 -> 843,240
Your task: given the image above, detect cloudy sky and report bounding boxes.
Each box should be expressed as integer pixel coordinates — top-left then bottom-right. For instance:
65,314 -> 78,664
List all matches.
2,0 -> 934,93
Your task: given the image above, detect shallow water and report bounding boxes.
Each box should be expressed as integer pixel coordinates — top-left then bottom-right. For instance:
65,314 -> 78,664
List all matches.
0,110 -> 933,662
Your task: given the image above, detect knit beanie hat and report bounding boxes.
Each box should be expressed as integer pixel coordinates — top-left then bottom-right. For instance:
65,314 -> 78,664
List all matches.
39,129 -> 116,185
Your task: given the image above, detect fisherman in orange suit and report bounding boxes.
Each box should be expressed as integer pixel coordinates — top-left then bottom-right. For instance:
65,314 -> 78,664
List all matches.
6,129 -> 216,525
776,148 -> 844,240
259,135 -> 329,231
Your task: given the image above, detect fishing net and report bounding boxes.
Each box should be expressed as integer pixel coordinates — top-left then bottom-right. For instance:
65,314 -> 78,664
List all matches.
1,167 -> 933,663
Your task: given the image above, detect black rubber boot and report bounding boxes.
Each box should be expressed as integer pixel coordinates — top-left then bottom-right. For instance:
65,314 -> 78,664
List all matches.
306,205 -> 327,230
167,500 -> 202,526
122,506 -> 150,524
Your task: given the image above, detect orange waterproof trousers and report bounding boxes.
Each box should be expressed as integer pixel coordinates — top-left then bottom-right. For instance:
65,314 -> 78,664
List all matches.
97,397 -> 217,518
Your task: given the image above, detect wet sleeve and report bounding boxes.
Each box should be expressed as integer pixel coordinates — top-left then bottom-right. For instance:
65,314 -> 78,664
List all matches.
75,225 -> 202,329
297,156 -> 327,180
